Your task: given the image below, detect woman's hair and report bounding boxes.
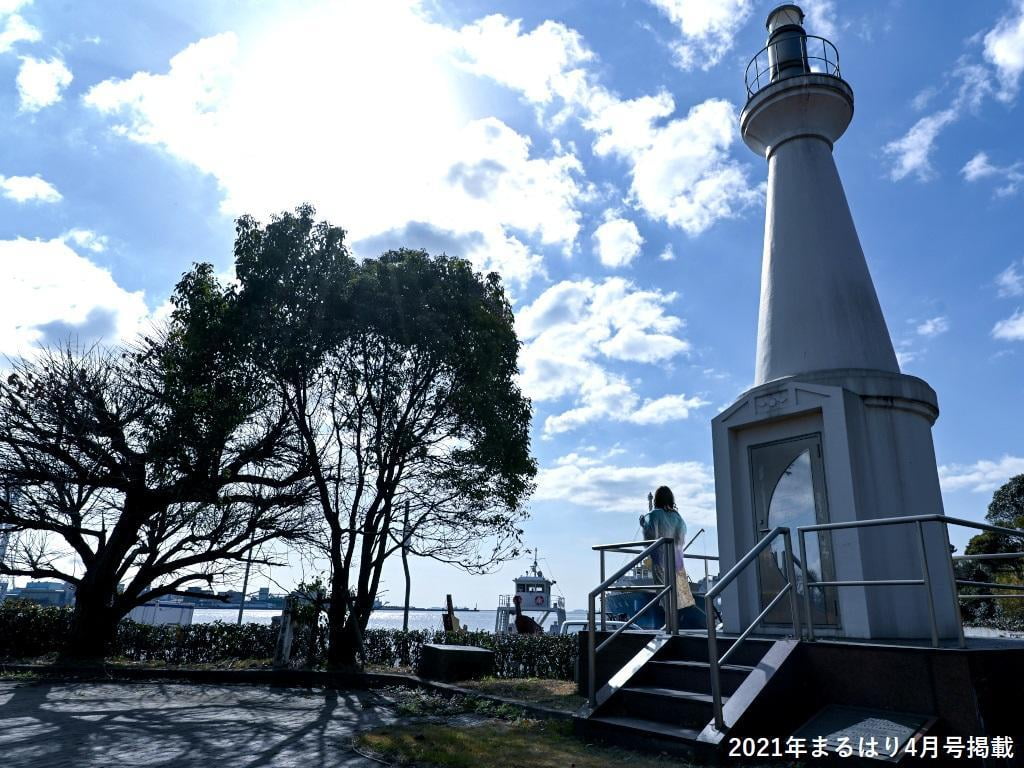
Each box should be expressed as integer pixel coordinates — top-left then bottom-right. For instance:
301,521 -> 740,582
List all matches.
653,485 -> 675,510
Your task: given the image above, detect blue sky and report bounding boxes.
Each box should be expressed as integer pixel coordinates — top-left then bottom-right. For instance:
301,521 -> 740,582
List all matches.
2,0 -> 1024,611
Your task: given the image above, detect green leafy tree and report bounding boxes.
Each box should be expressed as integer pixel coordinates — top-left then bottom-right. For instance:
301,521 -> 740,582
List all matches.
233,207 -> 536,667
0,266 -> 311,659
958,474 -> 1024,623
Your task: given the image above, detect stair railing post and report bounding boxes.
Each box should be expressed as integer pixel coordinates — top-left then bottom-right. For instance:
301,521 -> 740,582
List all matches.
599,550 -> 606,632
782,528 -> 801,640
916,520 -> 939,648
667,539 -> 679,635
798,529 -> 815,641
588,591 -> 597,708
940,519 -> 967,649
706,592 -> 724,731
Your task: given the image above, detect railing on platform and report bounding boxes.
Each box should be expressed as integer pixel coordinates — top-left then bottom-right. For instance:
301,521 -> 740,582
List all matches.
704,526 -> 800,732
585,511 -> 1022,734
744,34 -> 841,97
797,514 -> 1024,649
587,537 -> 678,707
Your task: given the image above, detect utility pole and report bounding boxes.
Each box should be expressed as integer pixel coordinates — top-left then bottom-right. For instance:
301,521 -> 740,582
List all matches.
402,499 -> 411,632
237,548 -> 254,626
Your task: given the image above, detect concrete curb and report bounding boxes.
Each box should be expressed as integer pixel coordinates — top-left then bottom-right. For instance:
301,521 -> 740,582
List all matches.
0,664 -> 573,721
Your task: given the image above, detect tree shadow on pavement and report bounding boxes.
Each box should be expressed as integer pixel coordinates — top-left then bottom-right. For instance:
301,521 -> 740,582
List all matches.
0,680 -> 396,768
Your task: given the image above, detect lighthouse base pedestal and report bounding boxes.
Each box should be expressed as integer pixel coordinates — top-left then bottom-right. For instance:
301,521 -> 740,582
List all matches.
712,368 -> 960,642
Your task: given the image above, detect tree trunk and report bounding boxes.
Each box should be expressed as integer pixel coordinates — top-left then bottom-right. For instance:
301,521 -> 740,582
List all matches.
62,585 -> 119,661
326,572 -> 358,669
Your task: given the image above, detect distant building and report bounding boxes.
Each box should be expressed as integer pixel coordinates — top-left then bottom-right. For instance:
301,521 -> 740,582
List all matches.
176,587 -> 217,606
7,580 -> 76,607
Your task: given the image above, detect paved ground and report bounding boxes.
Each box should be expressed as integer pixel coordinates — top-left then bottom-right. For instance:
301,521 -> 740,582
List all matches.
0,680 -> 396,768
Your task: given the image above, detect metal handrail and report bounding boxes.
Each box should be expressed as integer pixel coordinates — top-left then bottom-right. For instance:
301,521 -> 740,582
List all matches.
744,34 -> 841,98
587,537 -> 677,707
681,529 -> 719,601
592,539 -> 659,552
797,514 -> 1024,649
683,528 -> 705,552
704,526 -> 800,732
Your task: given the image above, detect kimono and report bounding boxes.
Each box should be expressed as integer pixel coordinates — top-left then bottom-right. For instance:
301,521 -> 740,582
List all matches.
642,506 -> 696,610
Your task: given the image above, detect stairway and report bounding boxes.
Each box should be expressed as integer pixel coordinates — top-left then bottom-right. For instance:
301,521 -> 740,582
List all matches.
576,633 -> 778,752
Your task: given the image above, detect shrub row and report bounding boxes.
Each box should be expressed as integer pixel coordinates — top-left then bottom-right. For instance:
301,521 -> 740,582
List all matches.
0,600 -> 577,680
361,628 -> 577,679
0,599 -> 71,658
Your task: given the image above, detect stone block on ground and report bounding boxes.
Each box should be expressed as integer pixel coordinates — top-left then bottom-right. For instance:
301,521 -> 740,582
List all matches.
417,643 -> 494,682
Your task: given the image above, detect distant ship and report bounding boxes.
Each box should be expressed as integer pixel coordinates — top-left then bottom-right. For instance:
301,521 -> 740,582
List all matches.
494,550 -> 566,634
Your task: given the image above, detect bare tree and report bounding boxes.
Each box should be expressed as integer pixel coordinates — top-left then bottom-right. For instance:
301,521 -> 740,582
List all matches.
0,265 -> 312,658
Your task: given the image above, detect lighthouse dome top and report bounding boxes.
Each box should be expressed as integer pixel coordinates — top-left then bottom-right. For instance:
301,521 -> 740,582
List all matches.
766,4 -> 804,33
744,4 -> 842,99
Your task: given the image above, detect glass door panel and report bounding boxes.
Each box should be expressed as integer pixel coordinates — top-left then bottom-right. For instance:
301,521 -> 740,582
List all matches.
750,434 -> 839,627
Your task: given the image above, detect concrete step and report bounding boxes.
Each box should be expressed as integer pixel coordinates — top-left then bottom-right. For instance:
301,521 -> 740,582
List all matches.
609,685 -> 721,728
656,633 -> 775,666
634,658 -> 753,696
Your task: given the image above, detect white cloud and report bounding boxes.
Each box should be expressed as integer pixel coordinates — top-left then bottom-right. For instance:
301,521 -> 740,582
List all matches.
883,108 -> 956,182
984,0 -> 1024,103
658,244 -> 676,261
801,0 -> 838,40
961,151 -> 1024,197
962,151 -> 998,182
939,455 -> 1024,494
0,237 -> 147,355
62,228 -> 108,253
0,12 -> 38,52
84,6 -> 590,289
885,59 -> 992,183
593,215 -> 643,268
456,15 -> 593,111
646,0 -> 753,71
0,173 -> 60,203
17,55 -> 73,112
517,277 -> 697,434
589,97 -> 759,235
893,338 -> 918,368
448,117 -> 584,255
535,454 -> 716,524
628,393 -> 710,424
915,316 -> 949,337
911,87 -> 937,112
992,309 -> 1024,341
0,0 -> 33,13
454,15 -> 757,237
996,261 -> 1024,297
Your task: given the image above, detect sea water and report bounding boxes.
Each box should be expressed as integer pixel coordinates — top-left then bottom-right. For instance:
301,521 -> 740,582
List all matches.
192,607 -> 588,632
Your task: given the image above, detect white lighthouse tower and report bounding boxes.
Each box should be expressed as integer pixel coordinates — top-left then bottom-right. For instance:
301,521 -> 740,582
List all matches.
712,5 -> 958,641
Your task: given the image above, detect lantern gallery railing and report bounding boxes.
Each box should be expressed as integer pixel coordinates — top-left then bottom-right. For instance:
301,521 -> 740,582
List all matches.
744,34 -> 841,98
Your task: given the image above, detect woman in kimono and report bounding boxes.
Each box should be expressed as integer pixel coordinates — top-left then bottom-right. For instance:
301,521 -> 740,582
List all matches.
641,485 -> 708,630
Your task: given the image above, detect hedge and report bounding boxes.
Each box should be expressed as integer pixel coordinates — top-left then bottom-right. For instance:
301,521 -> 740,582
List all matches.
0,600 -> 577,680
0,599 -> 71,658
361,628 -> 577,679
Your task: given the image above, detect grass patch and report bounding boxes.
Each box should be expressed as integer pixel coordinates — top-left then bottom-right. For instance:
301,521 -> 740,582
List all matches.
380,686 -> 525,720
453,677 -> 584,712
365,662 -> 414,676
357,720 -> 682,768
